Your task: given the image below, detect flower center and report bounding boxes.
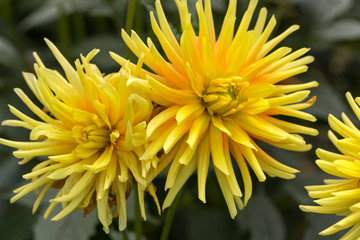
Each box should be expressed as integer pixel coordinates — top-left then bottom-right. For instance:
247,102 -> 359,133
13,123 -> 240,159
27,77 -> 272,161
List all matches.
72,124 -> 120,149
203,76 -> 249,117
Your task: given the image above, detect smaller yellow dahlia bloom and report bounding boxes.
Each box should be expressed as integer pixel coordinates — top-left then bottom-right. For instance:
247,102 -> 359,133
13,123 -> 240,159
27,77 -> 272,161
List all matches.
0,39 -> 160,233
112,0 -> 318,218
300,92 -> 360,240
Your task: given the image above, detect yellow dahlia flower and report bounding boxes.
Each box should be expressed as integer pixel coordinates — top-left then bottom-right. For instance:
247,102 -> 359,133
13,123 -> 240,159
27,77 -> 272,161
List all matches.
111,0 -> 318,217
300,92 -> 360,239
0,39 -> 160,233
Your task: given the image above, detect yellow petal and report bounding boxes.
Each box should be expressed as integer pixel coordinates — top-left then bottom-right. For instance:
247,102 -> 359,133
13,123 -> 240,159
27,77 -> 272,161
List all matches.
316,148 -> 354,162
32,180 -> 53,214
178,144 -> 197,166
147,105 -> 181,138
265,106 -> 317,122
14,88 -> 60,125
186,63 -> 205,97
263,115 -> 319,136
329,114 -> 360,139
299,205 -> 349,215
11,172 -> 52,203
223,119 -> 255,149
255,144 -> 299,174
255,65 -> 308,84
212,115 -> 231,135
266,90 -> 310,107
50,171 -> 95,203
209,124 -> 229,175
333,160 -> 360,178
96,189 -> 112,234
238,144 -> 266,182
346,92 -> 360,120
197,132 -> 210,203
8,105 -> 42,128
84,145 -> 114,172
150,11 -> 186,75
244,83 -> 276,98
163,122 -> 191,153
242,98 -> 270,115
320,212 -> 360,235
44,38 -> 82,93
258,24 -> 300,59
230,143 -> 252,205
51,185 -> 92,221
234,113 -> 287,142
148,76 -> 198,104
163,153 -> 197,210
246,16 -> 276,63
214,166 -> 237,219
154,0 -> 182,54
253,7 -> 268,39
186,113 -> 211,149
176,102 -> 204,125
316,160 -> 353,179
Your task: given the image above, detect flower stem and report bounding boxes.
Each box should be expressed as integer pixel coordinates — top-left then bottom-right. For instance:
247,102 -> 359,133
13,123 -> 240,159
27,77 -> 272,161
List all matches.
134,188 -> 142,240
57,3 -> 71,60
122,230 -> 129,240
101,0 -> 122,37
125,0 -> 137,59
1,0 -> 27,69
160,190 -> 183,240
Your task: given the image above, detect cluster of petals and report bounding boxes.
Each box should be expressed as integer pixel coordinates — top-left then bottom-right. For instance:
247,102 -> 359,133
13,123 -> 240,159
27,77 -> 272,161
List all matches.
0,39 -> 161,232
301,92 -> 360,240
111,0 -> 318,217
1,0 -> 320,232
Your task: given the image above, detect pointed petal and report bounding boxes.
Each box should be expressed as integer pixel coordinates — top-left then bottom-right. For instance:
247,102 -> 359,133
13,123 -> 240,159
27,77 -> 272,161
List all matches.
209,124 -> 229,175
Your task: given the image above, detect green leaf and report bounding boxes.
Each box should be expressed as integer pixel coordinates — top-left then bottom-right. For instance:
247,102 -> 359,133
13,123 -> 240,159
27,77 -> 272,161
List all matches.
33,208 -> 98,240
18,0 -> 104,32
89,0 -> 128,17
181,205 -> 234,240
317,0 -> 353,23
283,174 -> 327,206
18,3 -> 58,32
318,19 -> 360,42
72,35 -> 125,73
0,155 -> 19,191
210,0 -> 227,12
302,213 -> 344,240
283,175 -> 345,239
237,187 -> 286,240
306,80 -> 349,121
110,231 -> 143,240
0,37 -> 22,70
0,199 -> 35,240
140,0 -> 156,14
291,0 -> 353,24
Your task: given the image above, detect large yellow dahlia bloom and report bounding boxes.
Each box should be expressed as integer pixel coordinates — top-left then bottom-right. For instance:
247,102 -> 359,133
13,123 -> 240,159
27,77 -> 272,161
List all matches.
301,92 -> 360,240
111,0 -> 318,217
0,39 -> 160,232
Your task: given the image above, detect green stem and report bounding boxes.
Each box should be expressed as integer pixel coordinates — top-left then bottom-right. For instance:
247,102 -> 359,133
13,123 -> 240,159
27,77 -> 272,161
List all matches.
102,0 -> 122,37
122,229 -> 129,240
274,0 -> 289,32
57,3 -> 71,60
134,0 -> 143,39
1,0 -> 27,70
95,16 -> 110,34
72,11 -> 86,42
160,190 -> 183,240
125,0 -> 138,59
134,188 -> 142,240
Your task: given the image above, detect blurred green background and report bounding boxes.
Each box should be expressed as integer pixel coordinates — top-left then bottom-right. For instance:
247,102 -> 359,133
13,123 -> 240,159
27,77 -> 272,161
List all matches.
0,0 -> 360,239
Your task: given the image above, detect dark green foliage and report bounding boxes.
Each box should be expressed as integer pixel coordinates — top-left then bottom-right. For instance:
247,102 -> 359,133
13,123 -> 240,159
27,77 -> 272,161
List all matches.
0,0 -> 359,239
